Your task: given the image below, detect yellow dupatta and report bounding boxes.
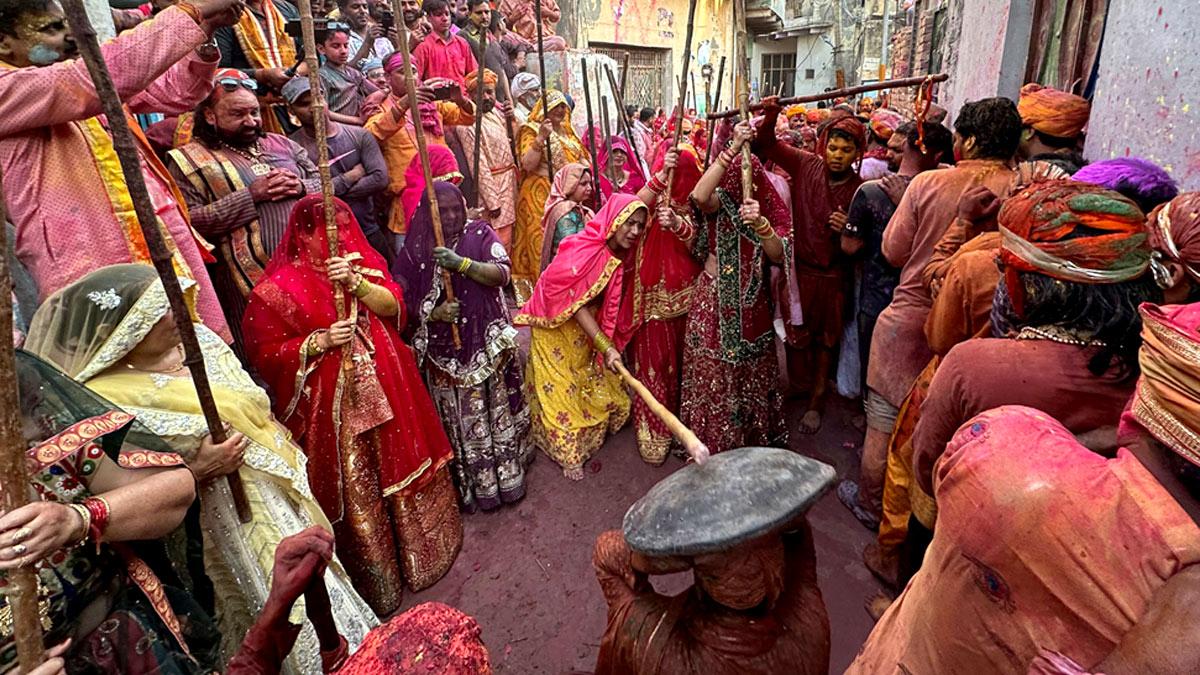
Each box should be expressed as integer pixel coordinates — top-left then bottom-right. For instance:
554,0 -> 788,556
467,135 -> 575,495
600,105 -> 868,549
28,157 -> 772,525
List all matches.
232,0 -> 297,70
517,89 -> 586,177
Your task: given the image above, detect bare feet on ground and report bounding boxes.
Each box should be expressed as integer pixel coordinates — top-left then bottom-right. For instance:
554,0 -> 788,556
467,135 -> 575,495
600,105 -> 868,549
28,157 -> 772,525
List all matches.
799,409 -> 822,434
563,466 -> 585,481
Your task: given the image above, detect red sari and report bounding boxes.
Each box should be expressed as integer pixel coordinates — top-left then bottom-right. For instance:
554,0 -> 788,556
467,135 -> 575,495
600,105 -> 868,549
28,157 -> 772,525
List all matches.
619,143 -> 703,463
242,195 -> 461,616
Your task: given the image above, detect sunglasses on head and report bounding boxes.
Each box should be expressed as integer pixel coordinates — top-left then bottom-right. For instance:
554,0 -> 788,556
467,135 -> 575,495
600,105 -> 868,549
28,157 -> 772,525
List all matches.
217,77 -> 259,92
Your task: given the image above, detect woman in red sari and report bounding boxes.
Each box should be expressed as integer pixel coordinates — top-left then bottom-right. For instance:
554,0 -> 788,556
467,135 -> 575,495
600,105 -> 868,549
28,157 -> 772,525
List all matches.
619,142 -> 703,463
242,195 -> 462,617
598,136 -> 647,199
680,122 -> 793,454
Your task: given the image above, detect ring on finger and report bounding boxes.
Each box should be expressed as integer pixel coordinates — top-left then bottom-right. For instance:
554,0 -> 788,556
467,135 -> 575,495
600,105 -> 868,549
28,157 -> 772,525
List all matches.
10,544 -> 26,556
10,527 -> 31,544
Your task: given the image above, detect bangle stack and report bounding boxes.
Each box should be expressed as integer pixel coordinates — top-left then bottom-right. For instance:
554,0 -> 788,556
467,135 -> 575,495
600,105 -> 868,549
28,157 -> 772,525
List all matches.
303,330 -> 329,356
351,275 -> 371,298
717,149 -> 737,167
647,174 -> 668,194
456,257 -> 473,274
592,332 -> 614,354
752,216 -> 775,240
80,497 -> 110,551
67,504 -> 91,549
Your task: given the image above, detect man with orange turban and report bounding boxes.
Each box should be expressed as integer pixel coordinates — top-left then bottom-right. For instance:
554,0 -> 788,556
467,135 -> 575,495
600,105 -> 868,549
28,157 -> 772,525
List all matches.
453,68 -> 518,247
860,108 -> 905,180
754,96 -> 866,434
1017,82 -> 1091,174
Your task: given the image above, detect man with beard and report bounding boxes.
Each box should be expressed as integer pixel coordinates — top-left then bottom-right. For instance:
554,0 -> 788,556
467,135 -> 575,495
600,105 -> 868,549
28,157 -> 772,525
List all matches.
168,69 -> 320,351
753,95 -> 866,435
0,0 -> 241,342
453,69 -> 517,247
339,0 -> 394,69
213,0 -> 302,133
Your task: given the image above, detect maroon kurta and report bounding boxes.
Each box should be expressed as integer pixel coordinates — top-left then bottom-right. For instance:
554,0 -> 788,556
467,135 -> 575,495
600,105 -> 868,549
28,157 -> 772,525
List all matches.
754,109 -> 861,346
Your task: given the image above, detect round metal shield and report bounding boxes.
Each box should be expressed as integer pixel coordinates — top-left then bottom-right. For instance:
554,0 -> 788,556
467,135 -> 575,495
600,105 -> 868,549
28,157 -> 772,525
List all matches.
622,447 -> 836,556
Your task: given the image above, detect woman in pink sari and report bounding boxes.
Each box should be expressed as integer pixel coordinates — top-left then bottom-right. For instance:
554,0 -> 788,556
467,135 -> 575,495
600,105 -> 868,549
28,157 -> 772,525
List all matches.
598,136 -> 647,199
514,194 -> 648,480
539,162 -> 595,269
400,144 -> 463,228
242,195 -> 462,616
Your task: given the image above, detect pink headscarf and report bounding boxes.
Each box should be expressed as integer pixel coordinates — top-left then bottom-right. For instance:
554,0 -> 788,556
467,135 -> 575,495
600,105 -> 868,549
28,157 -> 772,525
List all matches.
598,136 -> 647,199
515,193 -> 647,349
539,163 -> 595,269
401,145 -> 463,225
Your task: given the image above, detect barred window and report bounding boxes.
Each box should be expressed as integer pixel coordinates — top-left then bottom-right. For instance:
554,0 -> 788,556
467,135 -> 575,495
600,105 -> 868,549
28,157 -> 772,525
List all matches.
761,52 -> 796,98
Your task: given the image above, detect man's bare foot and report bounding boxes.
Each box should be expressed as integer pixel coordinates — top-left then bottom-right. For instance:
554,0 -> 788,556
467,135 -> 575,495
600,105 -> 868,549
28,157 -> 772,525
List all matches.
563,466 -> 585,481
862,542 -> 899,590
799,409 -> 822,434
865,591 -> 894,622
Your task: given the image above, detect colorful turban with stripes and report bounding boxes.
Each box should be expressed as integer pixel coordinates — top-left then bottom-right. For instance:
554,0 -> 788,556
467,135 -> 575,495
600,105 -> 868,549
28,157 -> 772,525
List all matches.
999,179 -> 1150,313
868,108 -> 905,141
1147,192 -> 1200,288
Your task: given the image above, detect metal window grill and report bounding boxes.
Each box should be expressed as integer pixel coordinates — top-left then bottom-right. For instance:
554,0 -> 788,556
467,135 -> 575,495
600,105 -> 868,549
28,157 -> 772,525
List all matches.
590,44 -> 671,110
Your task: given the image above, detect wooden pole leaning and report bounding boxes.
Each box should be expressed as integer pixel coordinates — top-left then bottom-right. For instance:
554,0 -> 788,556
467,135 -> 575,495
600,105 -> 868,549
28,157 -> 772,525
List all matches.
703,55 -> 725,168
580,55 -> 602,210
602,64 -> 643,173
0,173 -> 42,675
61,0 -> 252,523
733,0 -> 752,198
533,0 -> 553,174
612,361 -> 708,465
470,27 -> 487,211
666,0 -> 698,193
388,0 -> 462,347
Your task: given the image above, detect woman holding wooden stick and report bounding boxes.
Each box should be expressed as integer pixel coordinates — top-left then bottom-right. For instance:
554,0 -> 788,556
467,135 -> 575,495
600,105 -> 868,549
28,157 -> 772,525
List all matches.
511,89 -> 586,304
26,265 -> 378,673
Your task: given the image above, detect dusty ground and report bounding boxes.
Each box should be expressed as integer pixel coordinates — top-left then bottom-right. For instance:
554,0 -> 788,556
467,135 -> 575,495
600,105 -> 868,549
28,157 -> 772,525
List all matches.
397,364 -> 883,674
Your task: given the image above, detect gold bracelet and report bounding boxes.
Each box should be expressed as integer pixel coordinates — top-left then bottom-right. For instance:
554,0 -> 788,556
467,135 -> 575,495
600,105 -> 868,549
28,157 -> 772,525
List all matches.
68,504 -> 91,549
176,1 -> 204,25
457,257 -> 473,274
351,276 -> 371,298
304,331 -> 328,356
592,332 -> 614,354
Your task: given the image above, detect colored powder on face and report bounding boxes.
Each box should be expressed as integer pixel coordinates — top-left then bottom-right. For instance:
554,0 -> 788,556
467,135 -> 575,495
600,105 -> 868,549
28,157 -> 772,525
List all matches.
27,43 -> 61,65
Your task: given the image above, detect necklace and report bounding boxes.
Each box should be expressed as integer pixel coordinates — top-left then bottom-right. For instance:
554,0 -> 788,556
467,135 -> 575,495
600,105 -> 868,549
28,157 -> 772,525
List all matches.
1016,325 -> 1107,348
222,142 -> 272,176
125,344 -> 188,375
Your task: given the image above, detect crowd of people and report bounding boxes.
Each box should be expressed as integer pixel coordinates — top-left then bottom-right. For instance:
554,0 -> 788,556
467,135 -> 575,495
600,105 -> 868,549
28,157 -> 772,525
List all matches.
0,0 -> 1198,671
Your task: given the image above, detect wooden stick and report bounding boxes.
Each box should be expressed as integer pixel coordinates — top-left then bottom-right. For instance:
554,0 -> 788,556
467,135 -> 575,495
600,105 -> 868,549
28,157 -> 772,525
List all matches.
533,0 -> 553,174
707,73 -> 948,119
389,0 -> 461,347
702,65 -> 712,118
666,0 -> 698,194
704,55 -> 725,168
61,0 -> 251,523
602,64 -> 643,173
0,171 -> 42,675
494,70 -> 520,205
619,51 -> 630,100
580,56 -> 602,210
613,361 -> 708,465
470,26 -> 487,210
295,0 -> 343,316
600,93 -> 615,184
734,0 -> 751,198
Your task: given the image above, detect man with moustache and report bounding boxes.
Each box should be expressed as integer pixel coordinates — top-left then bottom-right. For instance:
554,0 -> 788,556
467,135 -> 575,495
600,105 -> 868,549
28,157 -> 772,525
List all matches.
168,69 -> 320,352
0,0 -> 243,342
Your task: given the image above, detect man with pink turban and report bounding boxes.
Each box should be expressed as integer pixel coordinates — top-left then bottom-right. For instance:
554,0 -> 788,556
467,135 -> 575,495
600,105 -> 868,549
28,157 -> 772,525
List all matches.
860,108 -> 905,180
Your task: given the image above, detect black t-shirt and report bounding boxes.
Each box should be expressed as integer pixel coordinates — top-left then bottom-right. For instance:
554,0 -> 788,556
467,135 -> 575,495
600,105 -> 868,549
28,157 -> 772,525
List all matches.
843,179 -> 906,318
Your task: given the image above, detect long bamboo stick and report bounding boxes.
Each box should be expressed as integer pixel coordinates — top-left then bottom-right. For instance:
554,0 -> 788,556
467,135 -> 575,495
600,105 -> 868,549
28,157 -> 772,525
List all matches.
599,93 -> 614,184
612,361 -> 708,465
618,51 -> 630,101
580,56 -> 602,210
734,0 -> 751,198
61,0 -> 252,523
470,26 -> 487,210
533,0 -> 553,174
0,172 -> 41,675
295,0 -> 343,317
666,0 -> 698,195
494,71 -> 519,206
704,55 -> 725,168
707,73 -> 948,119
388,0 -> 461,347
602,64 -> 643,173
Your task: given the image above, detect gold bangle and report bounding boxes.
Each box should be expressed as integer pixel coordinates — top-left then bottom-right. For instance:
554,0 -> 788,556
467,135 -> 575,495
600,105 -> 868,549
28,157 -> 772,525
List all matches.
457,257 -> 473,274
304,331 -> 328,356
592,332 -> 614,354
351,276 -> 371,298
68,504 -> 91,549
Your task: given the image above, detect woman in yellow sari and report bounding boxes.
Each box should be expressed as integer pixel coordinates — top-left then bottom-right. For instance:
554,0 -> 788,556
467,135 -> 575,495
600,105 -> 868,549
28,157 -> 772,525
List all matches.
26,265 -> 377,675
512,89 -> 587,303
